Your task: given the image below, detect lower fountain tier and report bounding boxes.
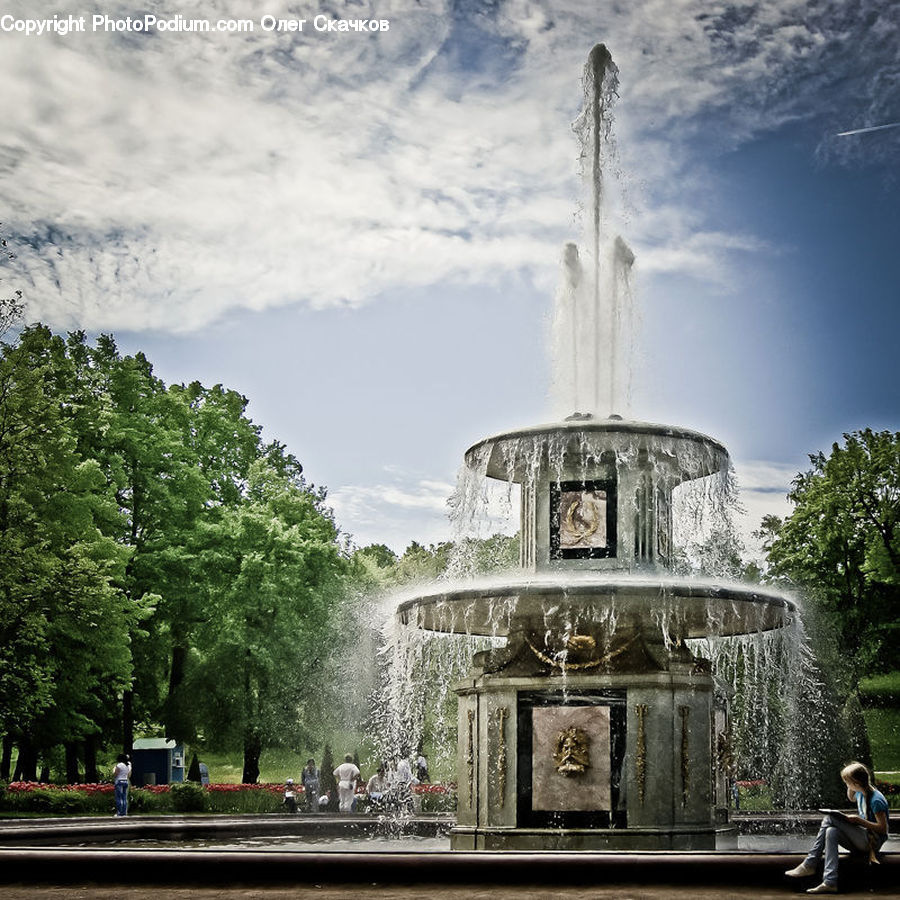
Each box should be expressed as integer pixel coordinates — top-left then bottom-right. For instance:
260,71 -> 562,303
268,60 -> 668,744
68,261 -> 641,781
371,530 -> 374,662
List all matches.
452,667 -> 728,851
396,574 -> 795,639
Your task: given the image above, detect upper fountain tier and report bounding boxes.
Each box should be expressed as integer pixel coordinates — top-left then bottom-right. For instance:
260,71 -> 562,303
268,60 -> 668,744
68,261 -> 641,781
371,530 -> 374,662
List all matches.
460,414 -> 729,574
465,415 -> 728,485
399,414 -> 797,639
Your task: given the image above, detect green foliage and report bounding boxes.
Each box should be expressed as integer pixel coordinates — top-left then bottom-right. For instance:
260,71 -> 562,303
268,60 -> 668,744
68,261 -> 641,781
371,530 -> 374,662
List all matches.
0,326 -> 141,750
391,540 -> 453,584
418,788 -> 457,813
0,787 -> 108,816
169,781 -> 207,812
1,323 -> 359,784
0,222 -> 24,339
356,544 -> 398,570
766,429 -> 900,675
185,454 -> 352,780
125,788 -> 167,814
736,782 -> 773,812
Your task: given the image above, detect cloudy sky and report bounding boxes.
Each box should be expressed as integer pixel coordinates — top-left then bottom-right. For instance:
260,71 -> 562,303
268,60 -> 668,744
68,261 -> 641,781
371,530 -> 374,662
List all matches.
2,0 -> 898,552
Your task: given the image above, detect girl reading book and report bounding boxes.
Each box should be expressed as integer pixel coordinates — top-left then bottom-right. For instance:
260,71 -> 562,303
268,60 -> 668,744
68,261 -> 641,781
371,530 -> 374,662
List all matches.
785,761 -> 889,894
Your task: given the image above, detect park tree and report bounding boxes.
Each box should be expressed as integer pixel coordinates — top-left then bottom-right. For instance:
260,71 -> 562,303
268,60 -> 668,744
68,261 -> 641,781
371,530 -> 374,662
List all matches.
188,452 -> 351,782
0,223 -> 24,338
0,327 -> 144,779
56,336 -> 264,747
765,429 -> 900,675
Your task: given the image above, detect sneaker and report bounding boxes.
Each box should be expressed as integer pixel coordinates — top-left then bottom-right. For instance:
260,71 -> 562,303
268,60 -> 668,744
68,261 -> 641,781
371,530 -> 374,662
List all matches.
806,884 -> 837,894
785,862 -> 817,878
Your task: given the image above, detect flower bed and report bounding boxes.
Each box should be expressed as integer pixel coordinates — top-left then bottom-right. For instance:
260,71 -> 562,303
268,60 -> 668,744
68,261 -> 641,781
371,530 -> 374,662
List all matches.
1,780 -> 457,815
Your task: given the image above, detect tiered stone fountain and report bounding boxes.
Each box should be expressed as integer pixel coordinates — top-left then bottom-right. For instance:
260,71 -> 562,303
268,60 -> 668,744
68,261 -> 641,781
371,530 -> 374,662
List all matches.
396,44 -> 797,851
398,417 -> 794,849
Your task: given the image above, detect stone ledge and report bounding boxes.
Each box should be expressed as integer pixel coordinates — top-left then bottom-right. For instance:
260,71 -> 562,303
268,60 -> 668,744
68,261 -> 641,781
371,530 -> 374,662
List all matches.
0,847 -> 895,887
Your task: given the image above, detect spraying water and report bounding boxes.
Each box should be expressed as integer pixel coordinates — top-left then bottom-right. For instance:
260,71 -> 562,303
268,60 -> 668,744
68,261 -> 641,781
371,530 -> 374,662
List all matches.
552,44 -> 632,419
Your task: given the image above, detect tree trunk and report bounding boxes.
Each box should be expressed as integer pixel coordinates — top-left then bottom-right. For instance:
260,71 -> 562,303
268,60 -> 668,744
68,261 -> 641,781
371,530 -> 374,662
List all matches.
0,734 -> 13,781
165,643 -> 189,742
242,729 -> 261,784
84,734 -> 99,783
13,737 -> 37,782
122,690 -> 134,756
64,741 -> 81,784
39,762 -> 50,783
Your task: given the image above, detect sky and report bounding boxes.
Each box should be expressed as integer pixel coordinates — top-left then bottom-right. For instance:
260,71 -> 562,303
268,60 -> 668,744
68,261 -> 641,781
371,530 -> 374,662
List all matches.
1,0 -> 898,554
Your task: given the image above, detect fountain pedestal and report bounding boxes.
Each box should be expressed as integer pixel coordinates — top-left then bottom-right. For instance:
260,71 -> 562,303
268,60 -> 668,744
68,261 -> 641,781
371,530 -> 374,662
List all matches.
452,656 -> 717,850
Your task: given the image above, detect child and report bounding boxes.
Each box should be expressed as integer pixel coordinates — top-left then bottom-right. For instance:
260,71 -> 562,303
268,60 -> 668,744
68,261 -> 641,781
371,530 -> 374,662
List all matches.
785,761 -> 889,894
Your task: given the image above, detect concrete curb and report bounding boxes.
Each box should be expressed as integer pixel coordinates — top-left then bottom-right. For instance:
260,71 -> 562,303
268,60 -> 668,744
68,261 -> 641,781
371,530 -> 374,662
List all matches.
0,847 -> 896,888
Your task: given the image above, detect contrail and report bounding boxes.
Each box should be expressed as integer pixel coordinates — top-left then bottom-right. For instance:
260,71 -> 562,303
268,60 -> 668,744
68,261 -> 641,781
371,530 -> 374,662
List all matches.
836,121 -> 900,137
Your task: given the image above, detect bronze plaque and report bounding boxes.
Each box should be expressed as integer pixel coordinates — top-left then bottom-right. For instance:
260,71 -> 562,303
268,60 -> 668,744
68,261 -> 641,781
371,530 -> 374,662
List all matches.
558,488 -> 608,550
531,706 -> 611,811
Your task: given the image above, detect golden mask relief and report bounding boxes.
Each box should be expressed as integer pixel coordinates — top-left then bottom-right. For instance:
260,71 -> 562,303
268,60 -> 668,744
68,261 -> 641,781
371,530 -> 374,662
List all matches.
553,725 -> 591,776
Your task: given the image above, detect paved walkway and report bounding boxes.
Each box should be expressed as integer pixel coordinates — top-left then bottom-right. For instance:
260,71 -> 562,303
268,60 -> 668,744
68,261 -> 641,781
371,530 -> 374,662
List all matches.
2,886 -> 900,899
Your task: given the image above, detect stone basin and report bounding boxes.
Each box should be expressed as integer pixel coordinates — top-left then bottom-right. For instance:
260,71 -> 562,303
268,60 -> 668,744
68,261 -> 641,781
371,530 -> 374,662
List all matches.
396,574 -> 796,639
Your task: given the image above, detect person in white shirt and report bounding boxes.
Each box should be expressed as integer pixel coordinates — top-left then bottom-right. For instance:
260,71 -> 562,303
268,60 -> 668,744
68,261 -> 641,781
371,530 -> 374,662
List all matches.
112,753 -> 131,817
333,754 -> 360,813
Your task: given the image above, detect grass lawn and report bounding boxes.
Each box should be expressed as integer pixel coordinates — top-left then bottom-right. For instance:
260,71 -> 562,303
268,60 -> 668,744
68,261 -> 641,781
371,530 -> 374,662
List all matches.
860,670 -> 900,780
200,747 -> 332,783
863,707 -> 900,775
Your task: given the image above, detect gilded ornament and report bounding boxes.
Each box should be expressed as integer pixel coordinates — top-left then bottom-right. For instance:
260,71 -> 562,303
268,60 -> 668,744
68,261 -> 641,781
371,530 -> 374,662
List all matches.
553,725 -> 591,776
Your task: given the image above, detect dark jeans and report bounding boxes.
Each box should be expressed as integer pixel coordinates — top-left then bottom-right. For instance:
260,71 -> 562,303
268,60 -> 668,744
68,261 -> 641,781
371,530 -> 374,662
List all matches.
114,781 -> 128,816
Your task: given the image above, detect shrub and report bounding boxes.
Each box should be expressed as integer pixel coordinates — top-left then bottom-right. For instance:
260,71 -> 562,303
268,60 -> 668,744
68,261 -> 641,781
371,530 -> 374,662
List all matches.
128,788 -> 169,814
169,781 -> 207,812
205,783 -> 283,814
1,782 -> 113,815
415,784 -> 457,813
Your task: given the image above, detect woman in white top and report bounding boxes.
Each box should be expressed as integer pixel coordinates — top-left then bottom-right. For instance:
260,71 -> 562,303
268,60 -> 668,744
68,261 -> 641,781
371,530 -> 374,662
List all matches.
112,753 -> 131,817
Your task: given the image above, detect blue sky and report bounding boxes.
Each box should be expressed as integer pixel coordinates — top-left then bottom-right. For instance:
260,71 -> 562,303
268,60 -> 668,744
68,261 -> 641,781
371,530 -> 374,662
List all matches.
2,0 -> 898,552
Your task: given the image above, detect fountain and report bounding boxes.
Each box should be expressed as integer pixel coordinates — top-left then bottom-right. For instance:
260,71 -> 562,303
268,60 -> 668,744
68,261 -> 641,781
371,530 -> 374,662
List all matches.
394,45 -> 798,851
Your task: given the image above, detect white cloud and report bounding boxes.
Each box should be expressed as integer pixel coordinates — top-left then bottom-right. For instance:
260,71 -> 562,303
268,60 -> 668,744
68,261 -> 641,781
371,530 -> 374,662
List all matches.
732,457 -> 800,558
328,471 -> 456,551
2,0 -> 897,333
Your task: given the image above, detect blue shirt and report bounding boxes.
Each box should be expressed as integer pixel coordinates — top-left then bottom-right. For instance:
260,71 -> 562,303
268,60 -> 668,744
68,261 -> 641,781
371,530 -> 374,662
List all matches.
855,789 -> 890,836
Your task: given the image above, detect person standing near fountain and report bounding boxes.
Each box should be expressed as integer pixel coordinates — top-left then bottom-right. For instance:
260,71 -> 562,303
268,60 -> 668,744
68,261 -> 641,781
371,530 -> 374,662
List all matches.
333,754 -> 361,813
785,762 -> 889,893
112,753 -> 131,817
301,758 -> 320,813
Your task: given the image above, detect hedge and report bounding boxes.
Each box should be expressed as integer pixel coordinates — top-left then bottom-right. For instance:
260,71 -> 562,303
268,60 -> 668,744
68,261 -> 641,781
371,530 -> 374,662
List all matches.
0,781 -> 457,815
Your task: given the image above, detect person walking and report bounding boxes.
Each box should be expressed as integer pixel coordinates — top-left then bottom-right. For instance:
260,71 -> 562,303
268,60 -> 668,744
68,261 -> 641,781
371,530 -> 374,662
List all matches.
301,758 -> 320,813
785,761 -> 889,894
333,754 -> 360,813
112,753 -> 131,817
